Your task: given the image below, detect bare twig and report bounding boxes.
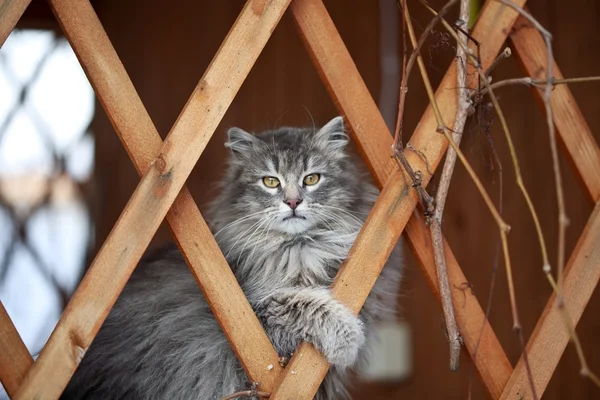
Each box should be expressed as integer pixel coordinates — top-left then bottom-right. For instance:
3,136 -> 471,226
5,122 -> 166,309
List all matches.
393,0 -> 459,151
427,0 -> 600,393
484,47 -> 512,77
422,7 -> 539,397
496,0 -> 568,296
476,75 -> 600,97
468,109 -> 504,400
222,383 -> 270,400
427,0 -> 471,371
403,0 -> 471,372
392,0 -> 460,218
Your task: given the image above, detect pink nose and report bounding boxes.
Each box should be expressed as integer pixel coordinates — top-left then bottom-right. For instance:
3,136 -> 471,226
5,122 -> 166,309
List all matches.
285,198 -> 303,210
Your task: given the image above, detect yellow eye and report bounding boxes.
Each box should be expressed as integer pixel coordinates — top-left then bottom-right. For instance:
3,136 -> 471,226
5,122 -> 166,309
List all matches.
303,173 -> 320,186
262,176 -> 280,188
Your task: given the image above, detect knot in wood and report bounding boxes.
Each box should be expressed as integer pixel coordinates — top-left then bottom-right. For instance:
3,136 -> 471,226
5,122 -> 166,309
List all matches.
153,155 -> 167,173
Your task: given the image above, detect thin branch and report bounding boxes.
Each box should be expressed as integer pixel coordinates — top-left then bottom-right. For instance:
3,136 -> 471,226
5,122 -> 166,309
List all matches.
496,0 -> 568,298
221,383 -> 270,400
427,0 -> 600,393
485,47 -> 512,77
392,0 -> 460,219
427,0 -> 471,371
403,0 -> 472,372
476,76 -> 600,98
421,6 -> 540,397
469,107 -> 504,400
393,0 -> 459,152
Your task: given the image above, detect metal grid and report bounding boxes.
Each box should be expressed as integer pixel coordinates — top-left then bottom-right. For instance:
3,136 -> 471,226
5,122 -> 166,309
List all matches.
0,0 -> 598,399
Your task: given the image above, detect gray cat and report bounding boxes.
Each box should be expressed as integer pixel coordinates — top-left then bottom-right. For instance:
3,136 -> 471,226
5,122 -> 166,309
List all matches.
61,116 -> 402,400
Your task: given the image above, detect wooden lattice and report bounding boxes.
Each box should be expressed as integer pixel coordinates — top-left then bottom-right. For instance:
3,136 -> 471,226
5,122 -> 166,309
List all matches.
0,0 -> 598,399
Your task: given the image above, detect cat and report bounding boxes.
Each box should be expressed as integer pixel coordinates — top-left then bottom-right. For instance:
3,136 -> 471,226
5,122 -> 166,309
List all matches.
61,116 -> 403,400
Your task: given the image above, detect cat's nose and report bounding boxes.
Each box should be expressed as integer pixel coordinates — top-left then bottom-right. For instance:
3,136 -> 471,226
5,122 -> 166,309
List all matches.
284,198 -> 303,210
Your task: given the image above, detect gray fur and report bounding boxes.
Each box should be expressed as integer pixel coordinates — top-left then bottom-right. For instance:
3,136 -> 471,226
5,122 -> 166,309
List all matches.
61,116 -> 403,400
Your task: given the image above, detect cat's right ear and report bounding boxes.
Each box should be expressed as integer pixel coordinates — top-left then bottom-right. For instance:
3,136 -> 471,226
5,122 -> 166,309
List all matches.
225,127 -> 257,158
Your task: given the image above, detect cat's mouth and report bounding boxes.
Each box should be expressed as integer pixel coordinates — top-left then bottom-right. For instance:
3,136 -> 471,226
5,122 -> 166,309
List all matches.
282,212 -> 306,221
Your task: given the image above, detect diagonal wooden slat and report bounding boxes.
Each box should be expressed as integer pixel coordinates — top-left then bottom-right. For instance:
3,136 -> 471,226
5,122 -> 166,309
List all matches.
500,201 -> 600,399
0,301 -> 32,398
271,0 -> 526,398
0,0 -> 31,47
46,0 -> 285,391
14,1 -> 290,398
510,15 -> 600,203
0,2 -> 36,397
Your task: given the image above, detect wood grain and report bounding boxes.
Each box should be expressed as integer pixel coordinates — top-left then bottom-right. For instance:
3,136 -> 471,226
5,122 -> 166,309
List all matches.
271,0 -> 526,398
510,15 -> 600,202
0,0 -> 32,47
14,1 -> 290,398
0,302 -> 32,398
44,0 -> 284,391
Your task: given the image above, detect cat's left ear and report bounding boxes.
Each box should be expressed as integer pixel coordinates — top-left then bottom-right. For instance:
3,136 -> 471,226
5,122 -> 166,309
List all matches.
314,116 -> 349,151
225,127 -> 259,158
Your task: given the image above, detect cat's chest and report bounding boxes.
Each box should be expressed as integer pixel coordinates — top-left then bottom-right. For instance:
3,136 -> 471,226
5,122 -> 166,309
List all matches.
268,240 -> 350,286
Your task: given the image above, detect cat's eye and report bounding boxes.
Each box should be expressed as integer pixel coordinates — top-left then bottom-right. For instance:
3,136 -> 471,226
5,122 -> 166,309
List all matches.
303,173 -> 320,186
263,176 -> 280,188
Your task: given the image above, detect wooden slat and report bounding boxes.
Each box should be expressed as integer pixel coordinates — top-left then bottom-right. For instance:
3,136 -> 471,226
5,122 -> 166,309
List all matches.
500,201 -> 600,399
510,15 -> 600,202
0,0 -> 31,47
46,0 -> 284,391
0,1 -> 36,397
0,302 -> 32,398
14,1 -> 290,398
271,0 -> 526,398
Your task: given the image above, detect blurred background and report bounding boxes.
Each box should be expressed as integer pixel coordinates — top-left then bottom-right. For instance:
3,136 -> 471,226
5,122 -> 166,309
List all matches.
1,0 -> 599,398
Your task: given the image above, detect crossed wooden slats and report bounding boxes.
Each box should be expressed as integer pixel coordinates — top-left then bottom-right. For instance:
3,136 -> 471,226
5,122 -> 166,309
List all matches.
12,0 -> 291,398
0,0 -> 598,399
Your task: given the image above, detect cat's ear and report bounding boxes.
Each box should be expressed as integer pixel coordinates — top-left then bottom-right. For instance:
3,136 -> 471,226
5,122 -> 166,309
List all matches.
225,127 -> 258,157
314,116 -> 349,151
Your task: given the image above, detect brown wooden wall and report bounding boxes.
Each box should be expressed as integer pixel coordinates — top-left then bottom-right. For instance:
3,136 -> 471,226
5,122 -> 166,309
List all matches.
22,0 -> 600,398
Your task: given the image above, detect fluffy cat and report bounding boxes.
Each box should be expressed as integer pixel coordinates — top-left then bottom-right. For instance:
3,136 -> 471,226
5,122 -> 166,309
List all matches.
61,116 -> 403,400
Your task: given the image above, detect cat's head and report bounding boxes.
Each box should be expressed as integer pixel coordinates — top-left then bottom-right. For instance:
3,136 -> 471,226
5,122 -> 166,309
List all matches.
219,116 -> 361,235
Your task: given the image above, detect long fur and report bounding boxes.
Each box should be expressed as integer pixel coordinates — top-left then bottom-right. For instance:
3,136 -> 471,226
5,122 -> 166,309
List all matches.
61,116 -> 403,400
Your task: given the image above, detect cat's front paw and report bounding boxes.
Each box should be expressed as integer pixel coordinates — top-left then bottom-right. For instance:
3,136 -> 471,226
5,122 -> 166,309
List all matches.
312,305 -> 365,369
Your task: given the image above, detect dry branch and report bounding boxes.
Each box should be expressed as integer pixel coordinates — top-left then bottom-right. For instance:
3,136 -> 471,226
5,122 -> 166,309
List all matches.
14,1 -> 291,398
426,0 -> 471,371
270,0 -> 526,398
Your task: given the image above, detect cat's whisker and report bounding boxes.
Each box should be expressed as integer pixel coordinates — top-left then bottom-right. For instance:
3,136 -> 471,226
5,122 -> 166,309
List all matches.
213,209 -> 274,237
314,209 -> 362,233
235,214 -> 278,265
224,217 -> 269,260
247,215 -> 279,262
318,205 -> 367,224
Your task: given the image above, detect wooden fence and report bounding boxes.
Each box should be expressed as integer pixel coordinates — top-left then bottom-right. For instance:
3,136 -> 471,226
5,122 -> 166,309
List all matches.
0,0 -> 598,399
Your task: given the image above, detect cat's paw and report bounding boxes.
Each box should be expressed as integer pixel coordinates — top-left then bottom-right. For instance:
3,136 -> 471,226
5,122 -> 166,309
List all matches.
312,305 -> 365,369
